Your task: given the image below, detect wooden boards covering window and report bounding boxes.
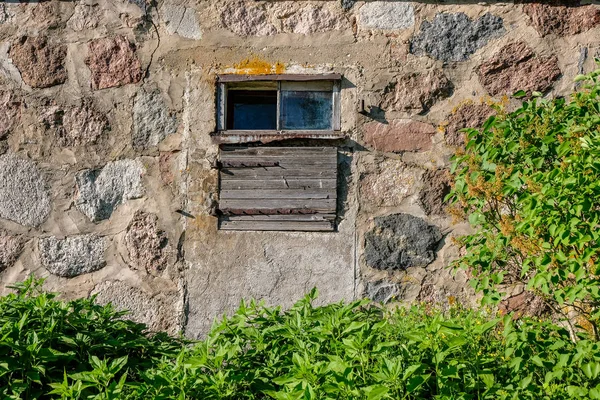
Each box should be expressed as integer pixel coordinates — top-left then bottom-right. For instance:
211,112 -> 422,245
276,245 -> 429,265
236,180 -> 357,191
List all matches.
218,146 -> 338,231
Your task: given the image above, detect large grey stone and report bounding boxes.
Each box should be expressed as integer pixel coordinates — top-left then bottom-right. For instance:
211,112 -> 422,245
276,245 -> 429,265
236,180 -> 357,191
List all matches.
0,154 -> 51,227
364,280 -> 401,304
75,159 -> 145,222
39,234 -> 106,277
359,2 -> 414,30
160,4 -> 202,40
132,87 -> 177,151
364,213 -> 443,270
91,280 -> 181,335
410,13 -> 505,62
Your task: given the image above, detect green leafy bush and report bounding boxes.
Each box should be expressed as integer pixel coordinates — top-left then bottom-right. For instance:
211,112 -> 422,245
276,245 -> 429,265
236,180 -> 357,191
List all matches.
450,70 -> 600,336
3,280 -> 600,399
0,277 -> 181,399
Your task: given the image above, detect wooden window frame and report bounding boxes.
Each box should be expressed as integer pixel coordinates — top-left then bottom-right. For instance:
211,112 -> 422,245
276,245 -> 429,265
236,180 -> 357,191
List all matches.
215,74 -> 343,143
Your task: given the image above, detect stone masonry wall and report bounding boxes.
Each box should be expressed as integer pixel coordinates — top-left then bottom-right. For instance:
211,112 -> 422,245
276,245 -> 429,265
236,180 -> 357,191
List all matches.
0,0 -> 598,338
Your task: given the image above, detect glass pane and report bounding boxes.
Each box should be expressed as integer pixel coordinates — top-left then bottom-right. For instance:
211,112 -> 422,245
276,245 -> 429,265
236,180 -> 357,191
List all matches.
226,90 -> 277,130
280,91 -> 332,130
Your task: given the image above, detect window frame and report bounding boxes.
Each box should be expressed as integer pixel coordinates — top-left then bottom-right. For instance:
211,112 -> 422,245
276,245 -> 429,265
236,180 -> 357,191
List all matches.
215,74 -> 342,143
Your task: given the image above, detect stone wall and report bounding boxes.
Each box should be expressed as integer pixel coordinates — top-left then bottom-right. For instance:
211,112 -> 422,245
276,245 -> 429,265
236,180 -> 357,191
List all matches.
0,0 -> 598,338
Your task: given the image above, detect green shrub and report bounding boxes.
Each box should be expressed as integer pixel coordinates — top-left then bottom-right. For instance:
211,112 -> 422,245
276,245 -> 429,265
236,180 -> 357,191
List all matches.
0,277 -> 181,399
450,69 -> 600,336
2,280 -> 600,399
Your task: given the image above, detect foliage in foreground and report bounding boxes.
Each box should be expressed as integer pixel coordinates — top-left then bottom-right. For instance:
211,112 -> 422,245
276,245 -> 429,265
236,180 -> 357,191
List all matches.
450,68 -> 600,334
3,279 -> 600,399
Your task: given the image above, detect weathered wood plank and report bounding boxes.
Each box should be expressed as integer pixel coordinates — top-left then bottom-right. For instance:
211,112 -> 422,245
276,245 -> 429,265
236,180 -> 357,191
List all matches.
219,198 -> 336,211
220,179 -> 337,190
219,158 -> 337,168
220,167 -> 336,179
220,189 -> 336,200
220,146 -> 337,157
222,214 -> 336,222
220,154 -> 336,162
219,220 -> 335,232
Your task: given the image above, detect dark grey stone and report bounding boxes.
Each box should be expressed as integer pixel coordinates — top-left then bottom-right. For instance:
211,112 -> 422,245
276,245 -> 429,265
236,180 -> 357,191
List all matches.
364,213 -> 443,270
341,0 -> 355,11
410,12 -> 505,62
364,280 -> 401,304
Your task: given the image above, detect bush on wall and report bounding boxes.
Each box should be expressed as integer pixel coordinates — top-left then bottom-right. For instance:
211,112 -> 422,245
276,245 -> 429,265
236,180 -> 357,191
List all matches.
450,68 -> 600,339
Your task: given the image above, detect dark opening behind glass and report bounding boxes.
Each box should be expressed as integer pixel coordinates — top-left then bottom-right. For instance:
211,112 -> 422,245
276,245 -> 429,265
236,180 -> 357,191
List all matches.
226,90 -> 277,130
280,91 -> 332,130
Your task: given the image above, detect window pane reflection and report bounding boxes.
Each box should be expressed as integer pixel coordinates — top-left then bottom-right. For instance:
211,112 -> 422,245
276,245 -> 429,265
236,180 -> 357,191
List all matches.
280,91 -> 332,130
227,90 -> 277,130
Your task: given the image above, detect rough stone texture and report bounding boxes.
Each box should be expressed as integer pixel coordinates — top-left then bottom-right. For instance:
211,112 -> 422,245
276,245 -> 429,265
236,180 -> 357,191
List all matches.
75,159 -> 146,222
341,0 -> 355,12
382,70 -> 453,114
0,154 -> 51,227
0,91 -> 20,139
358,2 -> 414,30
67,3 -> 100,31
9,36 -> 67,88
283,5 -> 347,35
220,0 -> 277,36
499,291 -> 548,318
445,103 -> 495,147
1,0 -> 586,338
419,169 -> 451,216
42,102 -> 108,147
478,41 -> 561,96
85,36 -> 143,90
91,280 -> 180,334
39,234 -> 106,278
132,87 -> 177,150
0,230 -> 24,273
161,4 -> 202,40
364,119 -> 436,153
364,213 -> 443,270
523,1 -> 600,37
360,159 -> 416,207
0,4 -> 7,24
125,211 -> 171,274
364,280 -> 401,304
410,13 -> 505,62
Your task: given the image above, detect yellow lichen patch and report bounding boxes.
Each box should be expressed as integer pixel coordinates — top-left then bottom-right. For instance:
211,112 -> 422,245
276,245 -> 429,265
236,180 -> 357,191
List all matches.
232,57 -> 285,75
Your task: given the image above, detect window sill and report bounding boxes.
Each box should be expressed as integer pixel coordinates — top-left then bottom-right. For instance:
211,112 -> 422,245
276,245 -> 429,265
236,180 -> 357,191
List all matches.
211,130 -> 346,144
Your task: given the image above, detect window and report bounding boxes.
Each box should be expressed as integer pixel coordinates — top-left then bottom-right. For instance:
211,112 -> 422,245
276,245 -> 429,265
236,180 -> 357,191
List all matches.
217,146 -> 338,232
215,74 -> 342,142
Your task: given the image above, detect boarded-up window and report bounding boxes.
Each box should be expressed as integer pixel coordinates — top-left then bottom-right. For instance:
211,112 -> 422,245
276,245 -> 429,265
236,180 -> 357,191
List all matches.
217,146 -> 338,231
